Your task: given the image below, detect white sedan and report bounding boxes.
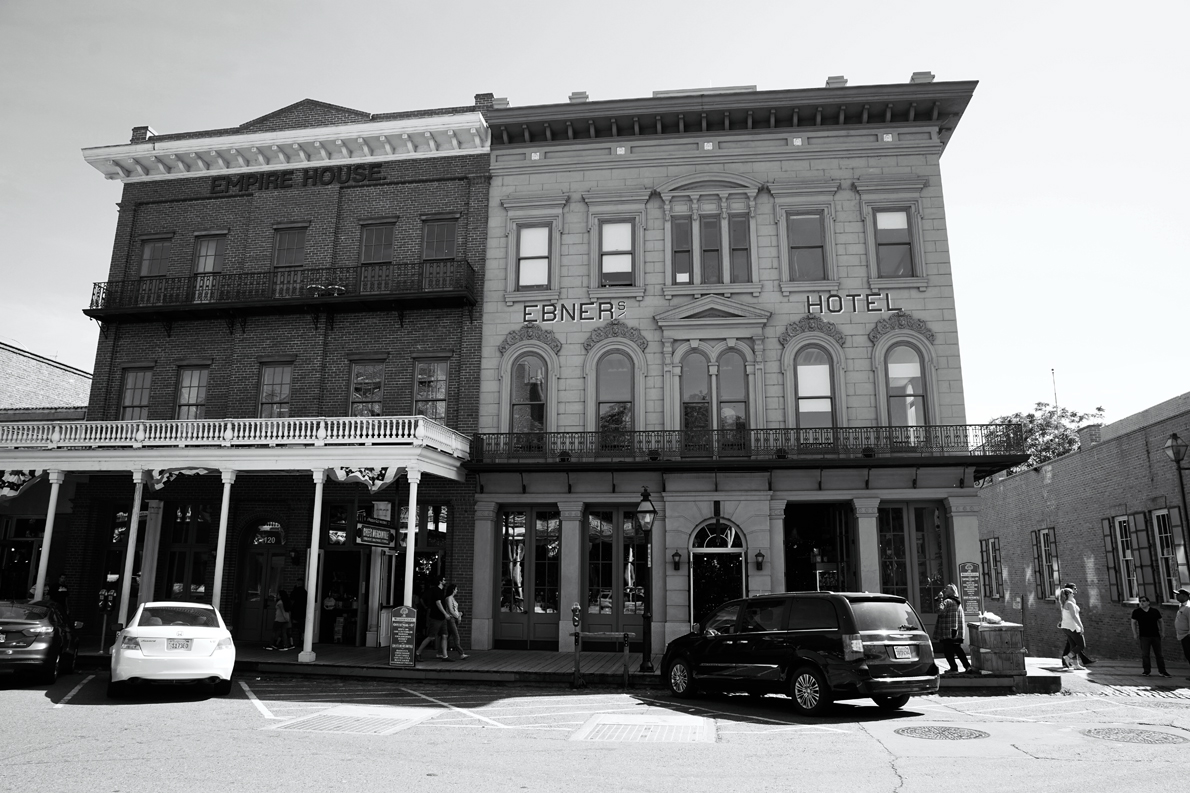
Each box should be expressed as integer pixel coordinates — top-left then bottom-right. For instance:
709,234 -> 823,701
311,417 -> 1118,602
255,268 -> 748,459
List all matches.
109,602 -> 235,697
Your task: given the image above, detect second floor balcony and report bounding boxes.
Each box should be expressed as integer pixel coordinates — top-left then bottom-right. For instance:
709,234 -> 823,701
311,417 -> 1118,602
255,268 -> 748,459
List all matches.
84,260 -> 477,323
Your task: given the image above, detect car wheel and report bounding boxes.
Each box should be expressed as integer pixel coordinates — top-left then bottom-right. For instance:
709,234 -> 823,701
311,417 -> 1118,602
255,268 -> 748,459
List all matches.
212,677 -> 233,697
106,680 -> 128,699
667,658 -> 697,698
873,694 -> 911,710
38,652 -> 62,685
63,651 -> 77,675
788,666 -> 831,716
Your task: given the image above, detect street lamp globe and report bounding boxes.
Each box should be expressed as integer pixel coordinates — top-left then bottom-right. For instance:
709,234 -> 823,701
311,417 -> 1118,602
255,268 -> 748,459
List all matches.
1165,433 -> 1188,464
636,487 -> 656,531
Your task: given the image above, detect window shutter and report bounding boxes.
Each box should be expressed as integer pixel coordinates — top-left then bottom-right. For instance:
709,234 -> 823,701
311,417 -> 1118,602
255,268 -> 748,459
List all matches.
1031,529 -> 1044,599
980,540 -> 991,598
1169,507 -> 1188,594
1102,517 -> 1121,603
1047,529 -> 1061,595
1130,511 -> 1156,601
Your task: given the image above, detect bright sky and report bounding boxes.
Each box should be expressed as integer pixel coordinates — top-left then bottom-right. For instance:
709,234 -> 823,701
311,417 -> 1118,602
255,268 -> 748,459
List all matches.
1,1 -> 1185,425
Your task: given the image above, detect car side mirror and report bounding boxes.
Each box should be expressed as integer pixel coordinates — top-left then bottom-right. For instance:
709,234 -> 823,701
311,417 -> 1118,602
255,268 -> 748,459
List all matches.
73,621 -> 84,630
690,623 -> 700,635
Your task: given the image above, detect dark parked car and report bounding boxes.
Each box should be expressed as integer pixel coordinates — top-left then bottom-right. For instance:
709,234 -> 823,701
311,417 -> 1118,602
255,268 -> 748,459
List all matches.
662,592 -> 939,715
0,600 -> 82,683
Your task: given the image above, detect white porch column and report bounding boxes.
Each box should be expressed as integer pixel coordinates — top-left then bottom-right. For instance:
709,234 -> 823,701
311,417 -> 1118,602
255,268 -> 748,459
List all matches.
945,496 -> 983,592
557,501 -> 584,652
768,498 -> 786,594
211,470 -> 236,612
853,498 -> 881,593
32,470 -> 66,601
118,471 -> 147,626
138,501 -> 165,602
402,467 -> 421,608
299,468 -> 326,663
471,501 -> 496,650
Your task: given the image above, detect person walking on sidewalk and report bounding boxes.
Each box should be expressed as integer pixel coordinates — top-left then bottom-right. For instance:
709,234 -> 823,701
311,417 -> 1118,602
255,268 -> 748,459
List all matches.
1175,587 -> 1190,680
443,583 -> 468,660
934,584 -> 970,674
1059,586 -> 1087,670
1058,582 -> 1095,667
416,576 -> 450,661
266,591 -> 293,651
1131,596 -> 1170,677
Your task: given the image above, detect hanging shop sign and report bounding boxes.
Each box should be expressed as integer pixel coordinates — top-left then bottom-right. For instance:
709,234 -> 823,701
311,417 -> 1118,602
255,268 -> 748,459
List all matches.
356,521 -> 397,548
806,293 -> 902,315
209,164 -> 387,195
522,300 -> 627,324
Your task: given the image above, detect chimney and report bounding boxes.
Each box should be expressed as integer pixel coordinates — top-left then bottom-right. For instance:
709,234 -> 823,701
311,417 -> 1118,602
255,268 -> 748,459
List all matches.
825,76 -> 847,88
568,91 -> 589,103
910,71 -> 935,84
473,93 -> 495,111
491,97 -> 510,109
1077,424 -> 1102,450
130,125 -> 156,143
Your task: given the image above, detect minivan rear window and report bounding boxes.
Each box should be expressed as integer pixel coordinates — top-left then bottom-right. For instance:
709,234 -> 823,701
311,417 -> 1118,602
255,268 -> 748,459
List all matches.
850,600 -> 924,632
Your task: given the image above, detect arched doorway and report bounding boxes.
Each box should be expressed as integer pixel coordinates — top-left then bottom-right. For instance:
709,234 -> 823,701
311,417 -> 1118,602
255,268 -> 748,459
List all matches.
689,521 -> 746,624
236,520 -> 289,642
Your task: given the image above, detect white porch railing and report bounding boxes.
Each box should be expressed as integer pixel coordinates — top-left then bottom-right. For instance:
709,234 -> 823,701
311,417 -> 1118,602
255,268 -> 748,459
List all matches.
0,415 -> 470,458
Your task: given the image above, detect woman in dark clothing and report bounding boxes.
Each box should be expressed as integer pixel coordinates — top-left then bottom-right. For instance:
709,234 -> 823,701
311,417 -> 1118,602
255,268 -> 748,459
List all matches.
290,584 -> 307,645
934,583 -> 970,674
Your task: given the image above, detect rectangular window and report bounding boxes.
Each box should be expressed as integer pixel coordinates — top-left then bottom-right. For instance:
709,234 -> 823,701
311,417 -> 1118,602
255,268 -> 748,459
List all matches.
193,236 -> 225,274
874,209 -> 913,278
273,229 -> 306,268
414,360 -> 449,421
700,216 -> 721,284
422,220 -> 457,260
258,364 -> 292,418
788,213 -> 826,281
599,221 -> 633,287
121,370 -> 152,421
980,538 -> 1002,599
1153,510 -> 1183,602
1114,516 -> 1139,600
175,368 -> 208,420
360,226 -> 394,265
672,217 -> 693,284
516,225 -> 550,290
140,239 -> 171,277
728,216 -> 750,283
1030,527 -> 1060,600
349,362 -> 384,417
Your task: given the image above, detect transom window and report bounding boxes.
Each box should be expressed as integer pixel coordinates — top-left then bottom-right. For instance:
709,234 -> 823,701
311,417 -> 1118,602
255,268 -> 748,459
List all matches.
599,221 -> 633,287
693,522 -> 744,549
516,226 -> 550,290
414,360 -> 448,421
510,354 -> 547,433
423,220 -> 457,261
787,213 -> 826,281
175,367 -> 208,420
596,352 -> 632,432
193,236 -> 224,274
886,344 -> 927,426
121,370 -> 152,421
874,209 -> 913,278
793,346 -> 834,428
259,364 -> 292,418
273,228 -> 306,268
140,239 -> 171,277
360,225 -> 394,265
350,362 -> 384,417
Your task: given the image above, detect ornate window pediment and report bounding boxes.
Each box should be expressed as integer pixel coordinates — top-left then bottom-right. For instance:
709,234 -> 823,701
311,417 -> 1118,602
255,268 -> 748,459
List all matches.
780,315 -> 846,348
868,310 -> 935,344
654,295 -> 770,340
583,318 -> 648,351
497,323 -> 562,355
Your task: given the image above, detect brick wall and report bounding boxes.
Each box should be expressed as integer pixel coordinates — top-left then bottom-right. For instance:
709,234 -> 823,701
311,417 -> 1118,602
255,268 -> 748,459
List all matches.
0,342 -> 91,409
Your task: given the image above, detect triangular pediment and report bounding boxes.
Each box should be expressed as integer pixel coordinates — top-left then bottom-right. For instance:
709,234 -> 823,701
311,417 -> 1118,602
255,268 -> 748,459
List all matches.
239,99 -> 372,134
654,295 -> 771,340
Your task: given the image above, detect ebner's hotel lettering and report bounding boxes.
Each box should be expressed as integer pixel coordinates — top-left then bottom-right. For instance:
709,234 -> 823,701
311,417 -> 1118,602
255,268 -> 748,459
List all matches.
807,293 -> 902,314
522,301 -> 626,324
209,164 -> 387,194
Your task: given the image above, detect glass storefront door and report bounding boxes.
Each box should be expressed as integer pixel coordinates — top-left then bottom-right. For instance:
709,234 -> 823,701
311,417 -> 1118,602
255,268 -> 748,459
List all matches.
689,522 -> 747,625
236,521 -> 288,642
582,507 -> 645,650
877,503 -> 948,633
162,504 -> 214,601
496,507 -> 561,649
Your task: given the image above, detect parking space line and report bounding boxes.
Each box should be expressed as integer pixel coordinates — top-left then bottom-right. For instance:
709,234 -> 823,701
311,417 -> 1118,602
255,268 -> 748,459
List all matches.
239,681 -> 280,719
401,687 -> 511,729
53,675 -> 94,708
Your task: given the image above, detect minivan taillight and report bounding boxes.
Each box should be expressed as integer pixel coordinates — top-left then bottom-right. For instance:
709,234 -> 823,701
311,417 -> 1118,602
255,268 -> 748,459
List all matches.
842,633 -> 864,661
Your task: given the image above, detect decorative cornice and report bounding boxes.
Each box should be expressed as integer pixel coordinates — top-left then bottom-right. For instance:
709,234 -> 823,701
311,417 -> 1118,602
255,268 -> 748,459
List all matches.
779,315 -> 846,347
583,319 -> 648,351
498,323 -> 562,355
867,310 -> 935,344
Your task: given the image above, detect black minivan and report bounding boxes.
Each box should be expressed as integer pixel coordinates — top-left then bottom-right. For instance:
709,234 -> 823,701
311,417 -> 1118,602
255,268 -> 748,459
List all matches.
661,592 -> 939,715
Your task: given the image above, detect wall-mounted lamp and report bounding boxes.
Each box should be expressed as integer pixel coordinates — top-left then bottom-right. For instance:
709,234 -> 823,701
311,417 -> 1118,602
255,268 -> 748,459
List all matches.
672,550 -> 682,571
755,550 -> 765,571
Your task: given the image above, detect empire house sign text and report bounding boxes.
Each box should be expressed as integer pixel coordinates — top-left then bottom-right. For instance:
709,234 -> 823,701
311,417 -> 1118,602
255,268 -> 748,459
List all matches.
209,164 -> 387,194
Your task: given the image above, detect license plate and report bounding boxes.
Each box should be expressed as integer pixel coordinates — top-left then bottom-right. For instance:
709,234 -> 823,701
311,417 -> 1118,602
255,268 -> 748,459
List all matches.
166,639 -> 191,651
893,645 -> 914,660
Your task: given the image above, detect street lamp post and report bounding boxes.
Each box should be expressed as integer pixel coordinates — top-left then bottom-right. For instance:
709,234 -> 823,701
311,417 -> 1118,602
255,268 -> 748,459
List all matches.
636,486 -> 657,674
1164,433 -> 1190,552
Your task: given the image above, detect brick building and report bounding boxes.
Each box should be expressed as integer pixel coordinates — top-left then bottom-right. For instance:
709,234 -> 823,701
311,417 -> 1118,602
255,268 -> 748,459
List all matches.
0,96 -> 492,659
468,77 -> 1026,657
977,392 -> 1190,661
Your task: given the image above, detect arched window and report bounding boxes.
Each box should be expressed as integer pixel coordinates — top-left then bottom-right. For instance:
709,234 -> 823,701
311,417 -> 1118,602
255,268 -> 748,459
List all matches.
692,522 -> 745,549
680,353 -> 710,431
718,351 -> 748,432
886,344 -> 927,426
596,352 -> 633,432
510,353 -> 547,434
794,346 -> 834,428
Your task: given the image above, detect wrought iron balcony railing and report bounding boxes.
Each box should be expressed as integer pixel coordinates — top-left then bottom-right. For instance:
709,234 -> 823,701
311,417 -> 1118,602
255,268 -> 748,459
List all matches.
471,424 -> 1025,466
87,260 -> 476,312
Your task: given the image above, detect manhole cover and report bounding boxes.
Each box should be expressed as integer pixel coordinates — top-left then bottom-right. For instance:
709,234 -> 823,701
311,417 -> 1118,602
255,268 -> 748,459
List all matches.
1081,728 -> 1188,745
894,726 -> 989,741
570,713 -> 715,743
271,705 -> 437,736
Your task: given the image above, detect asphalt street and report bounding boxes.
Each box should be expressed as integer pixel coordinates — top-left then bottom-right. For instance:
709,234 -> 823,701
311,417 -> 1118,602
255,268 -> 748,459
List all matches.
2,670 -> 1188,793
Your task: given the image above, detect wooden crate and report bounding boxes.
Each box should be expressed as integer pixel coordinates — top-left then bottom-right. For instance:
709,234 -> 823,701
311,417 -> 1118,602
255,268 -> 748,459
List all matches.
967,622 -> 1026,674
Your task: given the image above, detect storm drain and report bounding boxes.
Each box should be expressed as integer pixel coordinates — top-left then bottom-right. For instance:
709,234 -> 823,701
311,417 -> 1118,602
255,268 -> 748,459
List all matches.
570,713 -> 715,743
894,726 -> 989,741
271,705 -> 438,736
1081,728 -> 1188,745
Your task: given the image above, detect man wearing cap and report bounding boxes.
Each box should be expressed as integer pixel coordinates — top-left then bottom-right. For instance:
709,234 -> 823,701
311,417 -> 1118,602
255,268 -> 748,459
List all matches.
1175,587 -> 1190,679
